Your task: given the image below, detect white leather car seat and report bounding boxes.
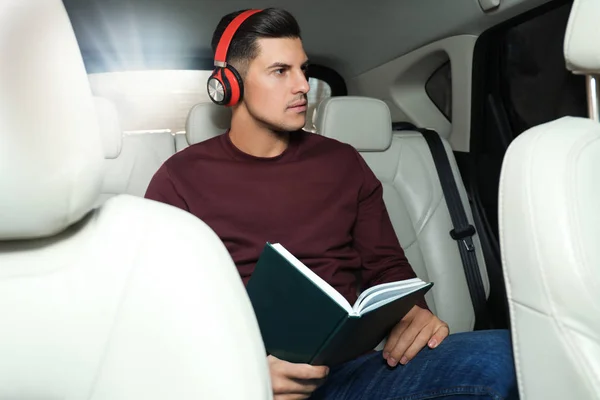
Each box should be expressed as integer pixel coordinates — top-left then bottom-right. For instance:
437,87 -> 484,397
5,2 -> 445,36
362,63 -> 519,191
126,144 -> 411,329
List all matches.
94,96 -> 123,162
0,1 -> 271,399
170,102 -> 231,152
315,96 -> 489,333
94,96 -> 125,205
98,101 -> 176,202
175,132 -> 190,151
184,102 -> 232,146
97,101 -> 231,203
498,0 -> 600,398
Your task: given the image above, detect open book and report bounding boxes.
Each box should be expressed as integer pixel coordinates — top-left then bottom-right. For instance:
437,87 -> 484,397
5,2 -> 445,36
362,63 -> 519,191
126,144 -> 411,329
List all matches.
246,242 -> 433,366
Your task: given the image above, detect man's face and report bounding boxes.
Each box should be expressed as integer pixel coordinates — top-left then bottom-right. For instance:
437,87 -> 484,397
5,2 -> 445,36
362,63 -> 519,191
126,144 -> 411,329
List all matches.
241,37 -> 310,132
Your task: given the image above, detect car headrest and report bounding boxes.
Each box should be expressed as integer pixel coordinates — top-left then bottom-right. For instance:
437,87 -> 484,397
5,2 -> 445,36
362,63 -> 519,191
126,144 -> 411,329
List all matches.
185,103 -> 231,145
0,0 -> 104,240
93,97 -> 122,159
564,0 -> 600,74
314,97 -> 392,151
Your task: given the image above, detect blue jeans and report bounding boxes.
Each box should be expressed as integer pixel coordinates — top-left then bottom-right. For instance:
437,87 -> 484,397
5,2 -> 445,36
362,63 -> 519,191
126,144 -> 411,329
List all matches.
310,329 -> 519,400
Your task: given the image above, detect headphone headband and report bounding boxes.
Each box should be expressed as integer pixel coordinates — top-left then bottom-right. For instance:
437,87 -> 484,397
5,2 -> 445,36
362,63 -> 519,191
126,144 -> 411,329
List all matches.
214,9 -> 262,66
208,9 -> 262,106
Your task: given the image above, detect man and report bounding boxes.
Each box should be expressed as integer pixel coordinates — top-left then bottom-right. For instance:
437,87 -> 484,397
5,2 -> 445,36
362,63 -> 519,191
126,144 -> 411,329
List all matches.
145,8 -> 519,400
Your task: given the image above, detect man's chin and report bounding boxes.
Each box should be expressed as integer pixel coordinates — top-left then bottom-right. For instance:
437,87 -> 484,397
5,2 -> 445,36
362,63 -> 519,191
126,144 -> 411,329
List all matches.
269,121 -> 307,134
285,117 -> 307,132
250,111 -> 306,133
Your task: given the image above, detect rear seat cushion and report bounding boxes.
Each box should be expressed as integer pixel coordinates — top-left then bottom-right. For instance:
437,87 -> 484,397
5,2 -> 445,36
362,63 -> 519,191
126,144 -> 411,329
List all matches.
185,103 -> 231,145
314,96 -> 488,333
93,96 -> 122,159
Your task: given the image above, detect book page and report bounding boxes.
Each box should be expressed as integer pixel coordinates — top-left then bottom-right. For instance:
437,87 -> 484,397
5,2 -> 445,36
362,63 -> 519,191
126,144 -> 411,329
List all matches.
356,282 -> 429,315
354,278 -> 423,310
271,243 -> 352,313
354,282 -> 426,314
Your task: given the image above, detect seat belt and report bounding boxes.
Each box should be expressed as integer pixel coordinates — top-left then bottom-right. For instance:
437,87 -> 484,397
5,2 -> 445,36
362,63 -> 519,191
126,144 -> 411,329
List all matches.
416,128 -> 489,329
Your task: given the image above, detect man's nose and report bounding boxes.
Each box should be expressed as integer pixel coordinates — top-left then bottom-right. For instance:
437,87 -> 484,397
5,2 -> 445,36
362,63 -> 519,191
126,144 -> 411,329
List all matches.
293,70 -> 310,94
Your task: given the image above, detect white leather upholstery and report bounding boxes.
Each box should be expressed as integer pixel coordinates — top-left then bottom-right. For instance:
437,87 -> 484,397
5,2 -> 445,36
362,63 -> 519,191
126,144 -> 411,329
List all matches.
315,97 -> 392,151
186,102 -> 231,145
0,1 -> 272,398
0,196 -> 272,399
94,96 -> 122,159
175,132 -> 190,151
499,117 -> 600,400
564,0 -> 600,74
98,103 -> 232,204
100,132 -> 175,203
0,0 -> 103,240
92,98 -> 177,203
315,96 -> 488,333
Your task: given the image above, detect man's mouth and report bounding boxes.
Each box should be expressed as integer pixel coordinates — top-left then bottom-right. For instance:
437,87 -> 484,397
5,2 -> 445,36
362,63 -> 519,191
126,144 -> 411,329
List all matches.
288,101 -> 307,112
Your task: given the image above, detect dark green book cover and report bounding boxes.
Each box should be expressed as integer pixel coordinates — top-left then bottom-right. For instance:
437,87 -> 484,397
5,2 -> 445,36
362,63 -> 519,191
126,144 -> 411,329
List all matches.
246,243 -> 433,366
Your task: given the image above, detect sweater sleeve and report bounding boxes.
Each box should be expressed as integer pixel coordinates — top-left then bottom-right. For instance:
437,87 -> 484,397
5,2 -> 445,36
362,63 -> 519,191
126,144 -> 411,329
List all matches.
351,150 -> 429,310
144,164 -> 189,212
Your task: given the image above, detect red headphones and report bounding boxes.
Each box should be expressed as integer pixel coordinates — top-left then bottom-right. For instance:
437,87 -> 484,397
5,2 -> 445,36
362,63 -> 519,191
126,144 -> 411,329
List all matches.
207,9 -> 262,107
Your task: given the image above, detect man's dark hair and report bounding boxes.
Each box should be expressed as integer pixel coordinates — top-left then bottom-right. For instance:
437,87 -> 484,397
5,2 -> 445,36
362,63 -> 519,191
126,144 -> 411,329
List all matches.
210,8 -> 301,75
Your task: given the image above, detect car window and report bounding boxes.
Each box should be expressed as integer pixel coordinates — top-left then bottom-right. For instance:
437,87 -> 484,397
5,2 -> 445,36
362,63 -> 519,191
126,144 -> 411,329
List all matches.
501,2 -> 586,135
425,62 -> 452,122
88,70 -> 214,134
305,77 -> 332,132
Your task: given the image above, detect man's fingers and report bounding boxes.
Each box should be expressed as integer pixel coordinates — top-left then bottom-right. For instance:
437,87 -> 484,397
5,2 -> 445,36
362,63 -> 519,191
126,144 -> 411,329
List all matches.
382,305 -> 424,359
398,326 -> 432,364
286,363 -> 329,381
428,323 -> 450,349
274,394 -> 311,400
269,356 -> 329,398
382,318 -> 410,358
269,356 -> 329,381
290,378 -> 327,393
272,378 -> 322,396
386,323 -> 422,367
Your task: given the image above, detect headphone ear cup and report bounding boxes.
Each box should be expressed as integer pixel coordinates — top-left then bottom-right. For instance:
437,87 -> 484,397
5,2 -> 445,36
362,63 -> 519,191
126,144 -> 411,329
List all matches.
207,69 -> 231,105
223,65 -> 243,107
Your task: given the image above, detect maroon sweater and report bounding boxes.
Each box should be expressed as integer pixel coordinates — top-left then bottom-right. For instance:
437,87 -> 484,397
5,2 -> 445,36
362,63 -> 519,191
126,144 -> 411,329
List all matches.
145,130 -> 426,309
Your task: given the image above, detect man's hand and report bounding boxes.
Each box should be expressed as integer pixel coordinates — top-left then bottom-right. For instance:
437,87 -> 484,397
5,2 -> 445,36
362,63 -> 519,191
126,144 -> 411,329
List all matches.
268,355 -> 329,400
383,305 -> 449,367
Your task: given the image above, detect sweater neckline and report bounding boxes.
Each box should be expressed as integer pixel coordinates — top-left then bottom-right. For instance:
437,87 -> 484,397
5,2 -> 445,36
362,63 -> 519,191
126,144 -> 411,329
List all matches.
220,129 -> 303,163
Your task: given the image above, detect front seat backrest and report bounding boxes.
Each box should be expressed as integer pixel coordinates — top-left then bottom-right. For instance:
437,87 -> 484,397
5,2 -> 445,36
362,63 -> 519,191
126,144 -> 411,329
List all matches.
0,1 -> 272,399
314,96 -> 489,333
499,0 -> 600,398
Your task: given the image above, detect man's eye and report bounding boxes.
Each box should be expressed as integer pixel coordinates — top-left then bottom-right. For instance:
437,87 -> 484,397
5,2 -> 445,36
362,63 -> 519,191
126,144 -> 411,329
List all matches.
275,68 -> 285,75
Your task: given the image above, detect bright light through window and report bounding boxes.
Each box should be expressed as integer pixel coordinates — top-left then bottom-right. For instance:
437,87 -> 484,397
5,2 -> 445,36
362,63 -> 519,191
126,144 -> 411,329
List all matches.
88,70 -> 332,134
89,70 -> 212,134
